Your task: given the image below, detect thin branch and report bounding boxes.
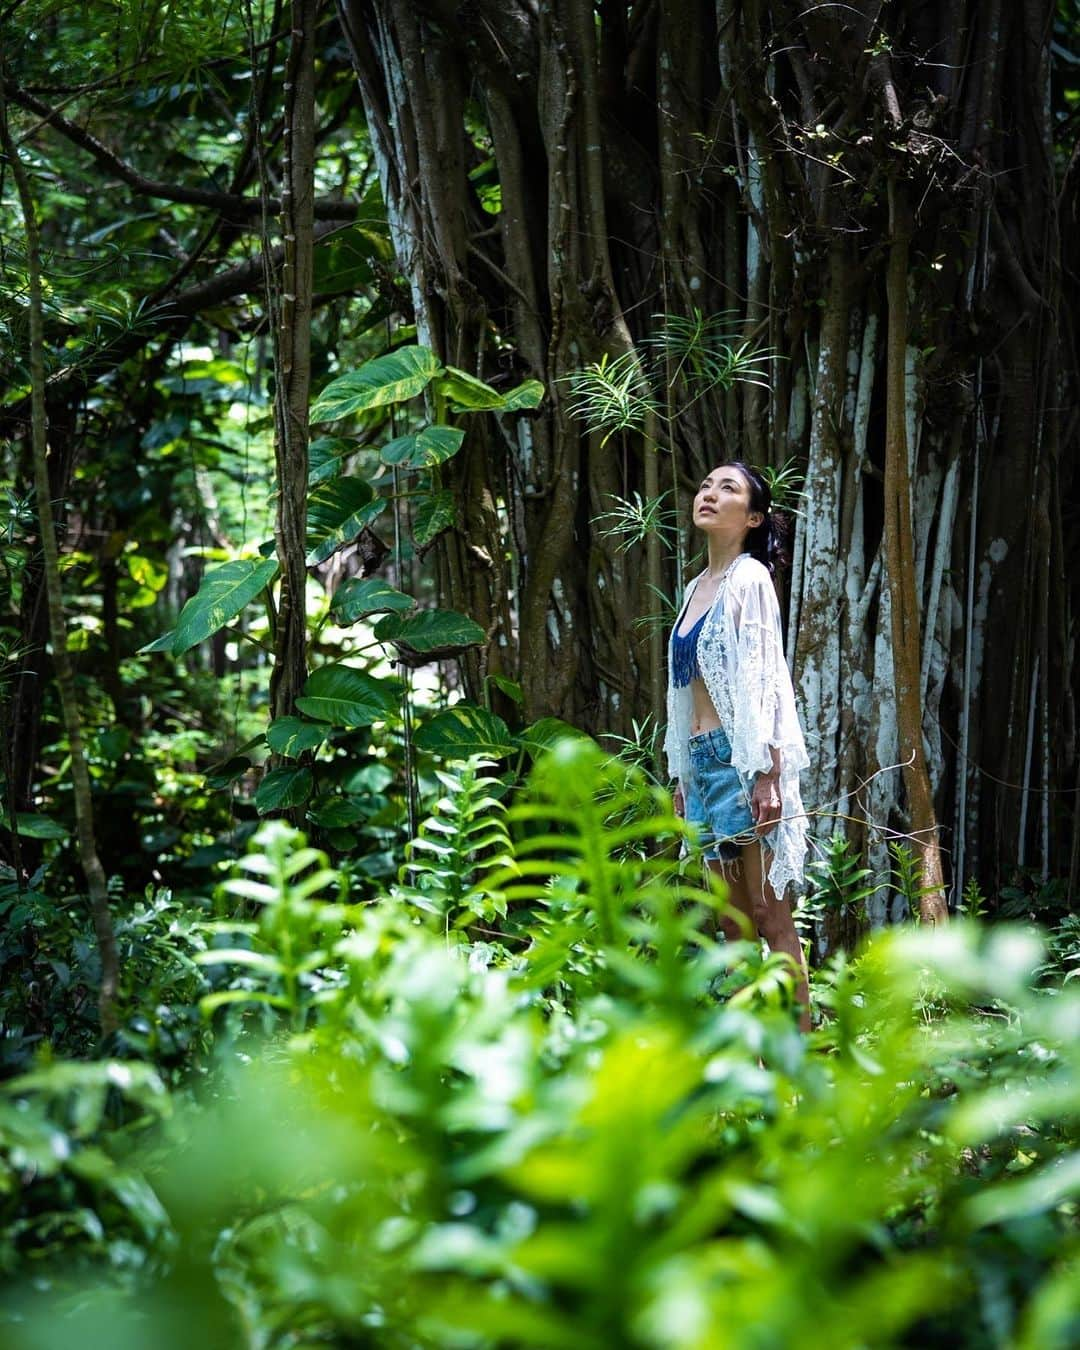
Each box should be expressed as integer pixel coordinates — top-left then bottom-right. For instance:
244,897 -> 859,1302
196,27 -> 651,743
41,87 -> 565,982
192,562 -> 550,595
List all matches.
2,78 -> 361,222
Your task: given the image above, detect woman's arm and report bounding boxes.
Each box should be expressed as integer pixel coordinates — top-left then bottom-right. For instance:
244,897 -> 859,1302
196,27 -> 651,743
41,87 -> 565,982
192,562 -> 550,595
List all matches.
751,747 -> 782,834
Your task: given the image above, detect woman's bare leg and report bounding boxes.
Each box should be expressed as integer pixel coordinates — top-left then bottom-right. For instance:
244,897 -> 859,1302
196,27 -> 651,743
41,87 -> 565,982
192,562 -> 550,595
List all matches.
708,848 -> 811,1030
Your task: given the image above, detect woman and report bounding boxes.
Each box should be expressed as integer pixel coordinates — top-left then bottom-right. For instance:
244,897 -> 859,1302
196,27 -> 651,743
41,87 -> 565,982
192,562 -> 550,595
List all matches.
664,461 -> 811,1026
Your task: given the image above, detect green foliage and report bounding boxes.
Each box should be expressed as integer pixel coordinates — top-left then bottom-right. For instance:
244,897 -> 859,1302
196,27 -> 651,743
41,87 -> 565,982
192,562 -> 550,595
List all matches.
373,607 -> 486,655
562,351 -> 661,445
805,830 -> 881,919
593,489 -> 678,552
311,344 -> 444,421
163,557 -> 279,656
414,703 -> 517,758
3,746 -> 1079,1349
647,307 -> 776,395
398,758 -> 515,923
889,838 -> 938,919
294,662 -> 400,728
304,475 -> 384,565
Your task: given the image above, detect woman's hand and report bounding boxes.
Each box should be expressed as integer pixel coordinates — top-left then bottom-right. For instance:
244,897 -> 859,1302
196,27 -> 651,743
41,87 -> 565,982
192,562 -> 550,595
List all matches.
751,773 -> 781,835
673,783 -> 685,817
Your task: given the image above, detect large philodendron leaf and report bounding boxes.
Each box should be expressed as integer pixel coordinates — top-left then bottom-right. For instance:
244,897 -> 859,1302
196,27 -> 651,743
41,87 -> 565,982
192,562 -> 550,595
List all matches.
311,345 -> 443,421
412,490 -> 456,547
308,437 -> 353,485
312,223 -> 392,294
413,704 -> 515,758
329,577 -> 416,624
255,766 -> 314,815
295,664 -> 400,727
435,366 -> 545,413
265,716 -> 327,758
306,477 -> 385,565
373,608 -> 485,656
380,425 -> 465,470
168,557 -> 279,655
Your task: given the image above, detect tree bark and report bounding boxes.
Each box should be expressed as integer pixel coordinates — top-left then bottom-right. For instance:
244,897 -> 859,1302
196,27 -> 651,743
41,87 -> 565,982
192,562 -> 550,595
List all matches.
269,0 -> 318,722
883,180 -> 948,925
1,89 -> 120,1033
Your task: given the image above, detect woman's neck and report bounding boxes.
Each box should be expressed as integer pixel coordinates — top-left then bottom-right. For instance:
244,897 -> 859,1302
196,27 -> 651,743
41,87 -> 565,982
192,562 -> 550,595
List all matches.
705,540 -> 746,578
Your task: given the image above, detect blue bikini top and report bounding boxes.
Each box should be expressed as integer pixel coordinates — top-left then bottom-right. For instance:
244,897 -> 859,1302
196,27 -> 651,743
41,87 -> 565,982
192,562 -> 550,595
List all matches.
671,610 -> 706,688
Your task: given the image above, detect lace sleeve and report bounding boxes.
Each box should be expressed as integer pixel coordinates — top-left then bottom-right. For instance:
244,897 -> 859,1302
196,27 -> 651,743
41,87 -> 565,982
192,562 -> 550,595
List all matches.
727,571 -> 785,780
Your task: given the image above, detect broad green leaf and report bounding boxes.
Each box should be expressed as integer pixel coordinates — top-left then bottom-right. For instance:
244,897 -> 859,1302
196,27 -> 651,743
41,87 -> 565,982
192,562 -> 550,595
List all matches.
312,223 -> 391,294
435,366 -> 506,411
171,557 -> 279,655
295,664 -> 400,727
413,490 -> 455,547
500,379 -> 545,411
381,425 -> 465,470
307,797 -> 366,829
309,436 -> 352,485
436,366 -> 545,413
329,577 -> 416,624
518,717 -> 591,758
139,628 -> 177,654
13,813 -> 69,840
414,704 -> 515,759
374,608 -> 485,654
203,756 -> 252,790
311,345 -> 443,421
486,673 -> 524,704
266,716 -> 327,758
254,766 -> 314,815
306,477 -> 385,565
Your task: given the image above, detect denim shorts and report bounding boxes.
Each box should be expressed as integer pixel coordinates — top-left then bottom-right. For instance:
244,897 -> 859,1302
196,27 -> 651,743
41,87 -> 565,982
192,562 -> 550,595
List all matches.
684,727 -> 770,863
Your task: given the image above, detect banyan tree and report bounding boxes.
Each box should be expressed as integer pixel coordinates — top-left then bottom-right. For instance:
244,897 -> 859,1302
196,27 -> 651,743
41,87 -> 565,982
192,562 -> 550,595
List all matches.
335,0 -> 1079,917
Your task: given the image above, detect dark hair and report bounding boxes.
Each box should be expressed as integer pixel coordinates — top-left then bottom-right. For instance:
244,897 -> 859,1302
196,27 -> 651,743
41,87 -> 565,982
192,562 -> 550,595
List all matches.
722,460 -> 791,577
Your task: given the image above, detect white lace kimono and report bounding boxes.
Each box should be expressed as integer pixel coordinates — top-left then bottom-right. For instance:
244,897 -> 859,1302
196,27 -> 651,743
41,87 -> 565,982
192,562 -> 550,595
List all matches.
663,554 -> 810,896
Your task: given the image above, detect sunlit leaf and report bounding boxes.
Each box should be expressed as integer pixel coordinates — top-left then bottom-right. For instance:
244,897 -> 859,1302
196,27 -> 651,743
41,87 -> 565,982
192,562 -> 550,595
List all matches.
381,425 -> 465,470
170,557 -> 279,655
413,490 -> 455,547
436,368 -> 545,413
329,577 -> 416,624
306,477 -> 385,565
254,766 -> 314,814
309,437 -> 353,485
266,717 -> 327,758
414,704 -> 515,758
311,345 -> 443,421
295,664 -> 400,727
373,608 -> 485,654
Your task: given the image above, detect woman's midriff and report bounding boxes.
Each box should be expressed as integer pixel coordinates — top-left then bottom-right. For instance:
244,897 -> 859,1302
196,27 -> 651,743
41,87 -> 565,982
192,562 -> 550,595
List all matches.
688,676 -> 724,737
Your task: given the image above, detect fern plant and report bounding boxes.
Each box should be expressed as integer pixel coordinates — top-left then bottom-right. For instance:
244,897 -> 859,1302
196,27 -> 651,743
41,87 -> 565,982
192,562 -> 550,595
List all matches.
196,821 -> 350,1030
806,832 -> 881,920
888,839 -> 940,922
493,738 -> 733,1015
398,757 -> 516,928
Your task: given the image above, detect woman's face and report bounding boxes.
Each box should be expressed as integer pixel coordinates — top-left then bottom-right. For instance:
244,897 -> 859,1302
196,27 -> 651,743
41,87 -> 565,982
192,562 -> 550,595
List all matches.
693,465 -> 763,538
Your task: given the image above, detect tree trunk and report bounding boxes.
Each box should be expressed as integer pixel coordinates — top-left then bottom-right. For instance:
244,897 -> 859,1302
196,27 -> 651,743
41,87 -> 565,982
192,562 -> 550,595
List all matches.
269,0 -> 318,722
883,180 -> 947,925
337,0 -> 1076,921
1,91 -> 120,1034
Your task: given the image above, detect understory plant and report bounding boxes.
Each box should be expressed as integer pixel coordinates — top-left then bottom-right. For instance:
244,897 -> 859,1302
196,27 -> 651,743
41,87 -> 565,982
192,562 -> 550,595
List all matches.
1,740 -> 1078,1350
